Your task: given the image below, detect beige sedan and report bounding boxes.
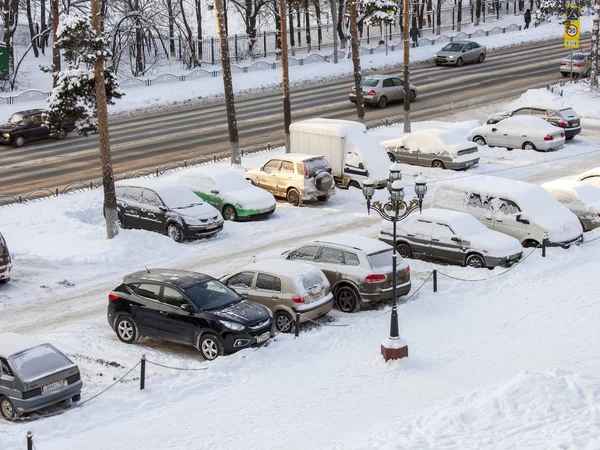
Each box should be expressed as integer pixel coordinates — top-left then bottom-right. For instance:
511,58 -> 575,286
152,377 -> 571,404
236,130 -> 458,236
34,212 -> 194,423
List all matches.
220,260 -> 334,333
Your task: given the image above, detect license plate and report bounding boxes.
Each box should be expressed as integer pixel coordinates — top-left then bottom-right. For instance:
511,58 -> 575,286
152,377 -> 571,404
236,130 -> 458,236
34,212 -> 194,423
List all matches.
255,332 -> 270,344
43,380 -> 66,393
466,161 -> 474,166
572,121 -> 579,126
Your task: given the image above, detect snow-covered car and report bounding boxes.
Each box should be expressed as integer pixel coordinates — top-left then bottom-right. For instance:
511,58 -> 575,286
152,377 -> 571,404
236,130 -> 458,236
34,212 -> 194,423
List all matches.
576,167 -> 600,189
278,235 -> 411,313
381,128 -> 480,170
431,175 -> 583,248
0,232 -> 11,284
221,260 -> 334,333
469,116 -> 565,151
0,333 -> 83,420
163,166 -> 276,221
379,209 -> 523,269
542,180 -> 600,231
115,179 -> 224,242
486,106 -> 581,139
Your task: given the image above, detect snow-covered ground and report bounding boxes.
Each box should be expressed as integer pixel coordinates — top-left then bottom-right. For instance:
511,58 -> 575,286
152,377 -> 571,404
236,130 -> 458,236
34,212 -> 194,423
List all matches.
1,85 -> 600,448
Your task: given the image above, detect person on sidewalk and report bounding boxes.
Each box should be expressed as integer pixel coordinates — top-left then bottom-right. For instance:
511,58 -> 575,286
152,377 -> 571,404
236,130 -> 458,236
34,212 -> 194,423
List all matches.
524,9 -> 531,29
410,24 -> 420,48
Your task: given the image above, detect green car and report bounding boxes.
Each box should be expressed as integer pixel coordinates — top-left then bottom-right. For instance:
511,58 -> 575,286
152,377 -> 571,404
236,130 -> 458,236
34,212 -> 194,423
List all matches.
165,166 -> 276,221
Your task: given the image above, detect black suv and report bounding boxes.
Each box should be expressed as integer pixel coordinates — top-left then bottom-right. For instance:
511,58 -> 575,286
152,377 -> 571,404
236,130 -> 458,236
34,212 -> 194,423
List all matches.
0,109 -> 75,147
107,269 -> 274,360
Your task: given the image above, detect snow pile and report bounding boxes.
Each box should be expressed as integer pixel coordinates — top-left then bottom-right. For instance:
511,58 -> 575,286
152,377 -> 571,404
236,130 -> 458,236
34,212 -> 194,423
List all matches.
381,128 -> 477,157
347,130 -> 392,182
511,88 -> 573,111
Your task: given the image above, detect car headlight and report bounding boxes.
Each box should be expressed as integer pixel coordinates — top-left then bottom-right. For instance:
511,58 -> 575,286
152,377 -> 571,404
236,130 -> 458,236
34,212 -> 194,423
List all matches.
220,320 -> 245,331
449,55 -> 455,59
3,133 -> 9,138
434,53 -> 438,58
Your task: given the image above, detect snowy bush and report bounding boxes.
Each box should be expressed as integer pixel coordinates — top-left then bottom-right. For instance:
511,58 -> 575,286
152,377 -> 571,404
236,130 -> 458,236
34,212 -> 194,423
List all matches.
361,0 -> 399,25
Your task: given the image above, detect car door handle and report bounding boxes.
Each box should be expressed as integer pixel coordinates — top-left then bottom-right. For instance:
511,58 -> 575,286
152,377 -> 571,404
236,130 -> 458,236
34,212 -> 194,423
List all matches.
159,311 -> 168,316
485,217 -> 492,220
496,219 -> 503,222
432,238 -> 440,242
407,233 -> 415,237
271,296 -> 280,299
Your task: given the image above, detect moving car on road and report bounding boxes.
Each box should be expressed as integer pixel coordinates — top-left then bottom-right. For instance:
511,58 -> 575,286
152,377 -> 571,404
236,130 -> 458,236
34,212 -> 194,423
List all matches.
379,208 -> 523,269
560,52 -> 591,77
0,333 -> 83,420
542,180 -> 600,231
469,116 -> 565,151
434,41 -> 486,67
115,179 -> 224,242
487,106 -> 581,139
107,269 -> 274,361
0,233 -> 11,284
221,260 -> 334,333
0,109 -> 75,147
164,166 -> 276,221
349,74 -> 417,108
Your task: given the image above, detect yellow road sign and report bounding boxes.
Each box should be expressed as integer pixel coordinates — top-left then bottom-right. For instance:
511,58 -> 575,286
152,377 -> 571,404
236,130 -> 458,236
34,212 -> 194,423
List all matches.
564,5 -> 580,49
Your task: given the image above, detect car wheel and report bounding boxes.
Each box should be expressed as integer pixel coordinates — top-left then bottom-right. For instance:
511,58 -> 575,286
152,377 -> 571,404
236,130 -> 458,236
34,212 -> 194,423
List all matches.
0,396 -> 16,420
378,96 -> 388,108
349,180 -> 361,189
222,205 -> 237,221
522,141 -> 536,151
522,239 -> 540,248
409,90 -> 417,102
117,213 -> 129,229
316,195 -> 329,201
335,285 -> 361,313
435,61 -> 441,66
387,152 -> 396,162
13,135 -> 25,148
431,160 -> 445,169
315,171 -> 333,191
56,128 -> 67,140
115,316 -> 139,344
465,254 -> 486,268
456,57 -> 464,67
198,333 -> 224,361
72,394 -> 81,402
246,178 -> 255,186
397,242 -> 413,259
167,223 -> 184,242
477,53 -> 485,63
561,72 -> 569,77
473,136 -> 486,146
0,278 -> 9,284
274,311 -> 295,333
286,188 -> 301,206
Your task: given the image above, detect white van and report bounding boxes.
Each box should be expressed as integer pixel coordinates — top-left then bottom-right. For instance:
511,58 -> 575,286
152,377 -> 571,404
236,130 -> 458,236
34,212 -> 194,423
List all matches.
431,175 -> 583,247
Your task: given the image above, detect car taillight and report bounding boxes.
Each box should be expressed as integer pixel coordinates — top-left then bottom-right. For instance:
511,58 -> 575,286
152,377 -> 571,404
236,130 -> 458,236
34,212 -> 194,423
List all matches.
365,274 -> 386,283
574,62 -> 584,67
558,120 -> 567,127
544,134 -> 554,141
368,90 -> 376,95
108,293 -> 119,301
560,62 -> 566,66
349,87 -> 353,92
561,132 -> 565,137
327,167 -> 332,173
406,266 -> 411,277
292,295 -> 305,304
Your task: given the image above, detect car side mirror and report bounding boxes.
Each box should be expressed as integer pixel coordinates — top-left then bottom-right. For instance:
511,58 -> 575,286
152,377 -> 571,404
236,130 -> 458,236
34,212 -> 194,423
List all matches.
260,166 -> 265,172
462,49 -> 468,52
181,303 -> 194,313
358,163 -> 365,169
491,128 -> 497,132
210,189 -> 220,194
451,237 -> 461,242
240,292 -> 248,298
516,214 -> 530,224
159,206 -> 168,212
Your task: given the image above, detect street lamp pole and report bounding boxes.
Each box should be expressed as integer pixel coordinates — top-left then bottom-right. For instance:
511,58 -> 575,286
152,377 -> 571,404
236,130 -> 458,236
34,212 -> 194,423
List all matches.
362,164 -> 427,361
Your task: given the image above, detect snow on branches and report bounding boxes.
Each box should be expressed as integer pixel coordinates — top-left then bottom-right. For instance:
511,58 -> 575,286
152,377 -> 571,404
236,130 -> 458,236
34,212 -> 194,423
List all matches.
361,0 -> 398,25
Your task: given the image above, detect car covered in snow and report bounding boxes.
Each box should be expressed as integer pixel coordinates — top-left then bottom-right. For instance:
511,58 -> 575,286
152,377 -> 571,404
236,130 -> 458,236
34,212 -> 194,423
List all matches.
107,269 -> 274,361
379,208 -> 523,269
221,260 -> 334,333
431,175 -> 584,248
277,235 -> 411,313
0,333 -> 82,420
575,167 -> 600,189
0,232 -> 11,284
381,128 -> 480,170
115,179 -> 224,242
163,166 -> 276,221
486,106 -> 581,140
0,109 -> 75,148
542,180 -> 600,231
469,116 -> 565,151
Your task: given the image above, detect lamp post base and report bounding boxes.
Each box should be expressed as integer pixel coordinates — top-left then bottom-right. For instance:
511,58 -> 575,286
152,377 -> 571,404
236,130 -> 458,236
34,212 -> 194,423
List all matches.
381,337 -> 408,362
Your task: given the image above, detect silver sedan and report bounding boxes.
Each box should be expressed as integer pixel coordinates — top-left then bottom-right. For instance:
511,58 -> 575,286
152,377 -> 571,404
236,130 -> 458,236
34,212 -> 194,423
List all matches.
434,40 -> 486,67
349,74 -> 418,108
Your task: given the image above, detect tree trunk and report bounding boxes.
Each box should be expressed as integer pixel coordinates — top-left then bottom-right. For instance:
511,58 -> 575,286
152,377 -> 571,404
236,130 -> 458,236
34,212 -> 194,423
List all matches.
51,0 -> 60,87
280,0 -> 291,152
338,0 -> 346,49
91,0 -> 119,239
289,3 -> 295,51
475,0 -> 482,25
40,0 -> 46,54
427,0 -> 432,27
403,0 -> 411,132
313,0 -> 322,47
215,0 -> 241,165
349,0 -> 364,123
458,0 -> 462,31
167,0 -> 176,57
3,0 -> 18,85
244,0 -> 258,55
274,1 -> 281,51
180,0 -> 198,68
25,0 -> 39,57
296,5 -> 301,46
436,0 -> 442,34
592,0 -> 599,88
134,0 -> 145,75
195,0 -> 203,61
305,0 -> 311,52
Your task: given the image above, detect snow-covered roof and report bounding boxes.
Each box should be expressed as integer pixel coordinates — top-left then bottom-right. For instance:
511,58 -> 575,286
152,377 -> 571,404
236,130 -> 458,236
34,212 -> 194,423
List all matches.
245,259 -> 322,277
415,208 -> 476,223
0,332 -> 44,358
512,88 -> 573,111
498,116 -> 560,132
116,178 -> 204,208
381,129 -> 475,156
290,118 -> 366,138
578,167 -> 600,181
313,234 -> 391,254
272,153 -> 327,162
543,180 -> 600,203
116,178 -> 184,193
165,166 -> 250,192
435,175 -> 537,197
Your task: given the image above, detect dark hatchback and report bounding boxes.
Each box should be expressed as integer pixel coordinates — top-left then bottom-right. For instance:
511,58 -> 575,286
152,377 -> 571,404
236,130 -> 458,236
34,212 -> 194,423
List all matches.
0,109 -> 75,147
107,269 -> 274,361
0,232 -> 11,284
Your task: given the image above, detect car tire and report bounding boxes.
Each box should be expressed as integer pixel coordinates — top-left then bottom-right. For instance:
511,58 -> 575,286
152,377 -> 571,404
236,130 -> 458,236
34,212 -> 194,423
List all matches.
387,152 -> 396,162
522,239 -> 540,248
477,53 -> 485,63
0,396 -> 17,420
274,311 -> 295,333
561,72 -> 569,77
222,205 -> 237,221
397,242 -> 413,259
410,90 -> 417,102
167,223 -> 184,242
117,213 -> 129,229
198,333 -> 224,361
522,141 -> 537,151
456,57 -> 464,67
335,285 -> 361,313
465,254 -> 486,268
473,136 -> 486,146
286,188 -> 301,206
316,195 -> 329,201
431,160 -> 445,169
13,135 -> 25,148
115,316 -> 139,344
0,278 -> 9,284
315,171 -> 333,191
435,61 -> 441,66
378,96 -> 388,108
56,128 -> 67,140
72,394 -> 81,402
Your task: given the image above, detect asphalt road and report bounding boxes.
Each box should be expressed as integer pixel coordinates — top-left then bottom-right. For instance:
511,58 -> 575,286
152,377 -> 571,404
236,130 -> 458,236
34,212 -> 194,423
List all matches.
0,37 -> 590,197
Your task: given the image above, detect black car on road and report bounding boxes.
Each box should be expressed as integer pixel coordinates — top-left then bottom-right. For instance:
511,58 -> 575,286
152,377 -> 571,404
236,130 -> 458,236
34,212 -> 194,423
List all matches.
0,109 -> 75,147
107,269 -> 274,360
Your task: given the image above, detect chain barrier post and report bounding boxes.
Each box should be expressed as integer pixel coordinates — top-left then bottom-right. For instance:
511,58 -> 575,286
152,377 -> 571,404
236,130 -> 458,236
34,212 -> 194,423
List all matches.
433,270 -> 438,292
542,234 -> 547,257
295,312 -> 301,338
26,431 -> 33,450
140,354 -> 146,390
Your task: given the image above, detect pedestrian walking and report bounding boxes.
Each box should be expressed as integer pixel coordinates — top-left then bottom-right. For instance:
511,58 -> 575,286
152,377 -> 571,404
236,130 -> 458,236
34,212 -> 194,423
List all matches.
524,9 -> 531,29
410,24 -> 420,48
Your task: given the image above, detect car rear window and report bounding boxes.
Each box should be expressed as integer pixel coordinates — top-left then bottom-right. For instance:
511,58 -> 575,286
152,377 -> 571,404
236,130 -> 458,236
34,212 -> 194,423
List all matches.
304,158 -> 331,177
559,108 -> 578,119
361,78 -> 379,87
300,271 -> 324,290
367,249 -> 393,270
10,345 -> 73,381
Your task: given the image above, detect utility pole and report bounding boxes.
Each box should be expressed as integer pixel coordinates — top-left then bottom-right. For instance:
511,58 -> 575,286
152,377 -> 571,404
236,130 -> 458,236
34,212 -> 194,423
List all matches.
332,0 -> 339,63
51,0 -> 60,87
215,0 -> 241,165
91,0 -> 119,239
280,0 -> 292,152
403,0 -> 411,132
592,0 -> 600,88
349,0 -> 365,123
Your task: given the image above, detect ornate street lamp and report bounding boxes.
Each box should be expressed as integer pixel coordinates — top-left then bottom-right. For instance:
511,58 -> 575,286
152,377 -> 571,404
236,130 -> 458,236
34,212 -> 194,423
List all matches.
362,166 -> 427,362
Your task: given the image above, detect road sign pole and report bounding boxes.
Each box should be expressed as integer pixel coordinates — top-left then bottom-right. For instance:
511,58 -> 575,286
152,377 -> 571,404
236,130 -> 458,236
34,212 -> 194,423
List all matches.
570,48 -> 573,78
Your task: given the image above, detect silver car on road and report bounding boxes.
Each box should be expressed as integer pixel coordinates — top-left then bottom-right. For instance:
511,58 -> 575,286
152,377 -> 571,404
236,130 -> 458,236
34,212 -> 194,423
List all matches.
434,40 -> 486,67
349,74 -> 418,108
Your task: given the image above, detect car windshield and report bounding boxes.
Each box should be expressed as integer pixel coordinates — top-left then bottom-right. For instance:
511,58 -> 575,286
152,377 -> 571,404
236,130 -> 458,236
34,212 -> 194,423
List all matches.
212,172 -> 251,192
442,43 -> 465,52
7,113 -> 26,124
159,187 -> 204,209
10,345 -> 72,381
183,279 -> 241,311
304,158 -> 331,176
361,78 -> 379,87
